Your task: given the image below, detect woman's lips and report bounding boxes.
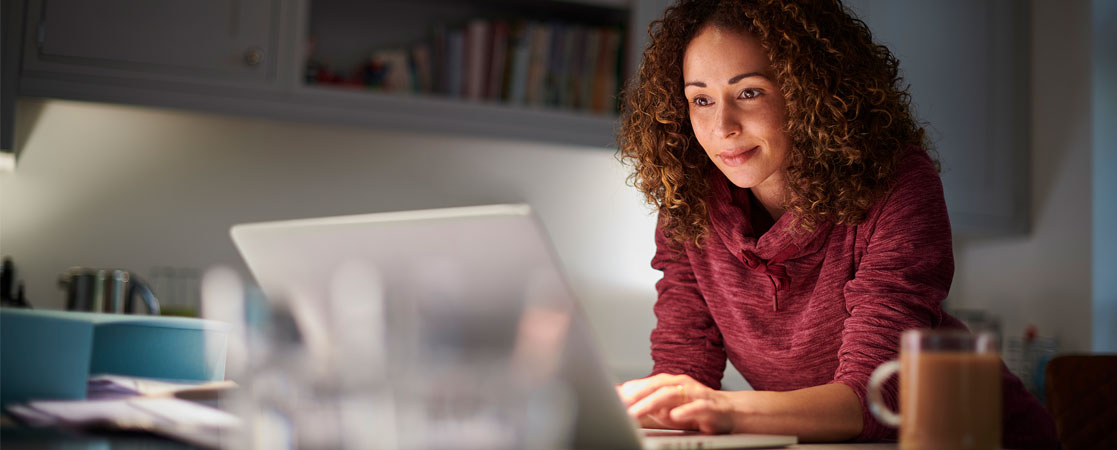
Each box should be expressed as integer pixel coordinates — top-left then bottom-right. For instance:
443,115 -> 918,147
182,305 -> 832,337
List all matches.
718,146 -> 758,167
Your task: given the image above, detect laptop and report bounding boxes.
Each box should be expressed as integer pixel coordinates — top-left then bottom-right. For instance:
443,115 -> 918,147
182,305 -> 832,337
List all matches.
230,204 -> 796,450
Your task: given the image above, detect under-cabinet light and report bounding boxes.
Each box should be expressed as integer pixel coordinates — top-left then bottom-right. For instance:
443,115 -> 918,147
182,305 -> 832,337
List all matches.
0,152 -> 13,172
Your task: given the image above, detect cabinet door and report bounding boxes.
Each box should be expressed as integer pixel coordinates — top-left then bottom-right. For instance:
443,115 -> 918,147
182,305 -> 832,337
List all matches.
844,0 -> 1030,235
2,0 -> 24,153
29,0 -> 278,84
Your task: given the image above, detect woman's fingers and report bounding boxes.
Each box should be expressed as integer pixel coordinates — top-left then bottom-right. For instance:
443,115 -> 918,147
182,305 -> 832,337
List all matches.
638,410 -> 673,429
668,397 -> 734,434
619,374 -> 726,432
618,374 -> 672,400
618,374 -> 687,406
617,377 -> 655,406
627,383 -> 692,417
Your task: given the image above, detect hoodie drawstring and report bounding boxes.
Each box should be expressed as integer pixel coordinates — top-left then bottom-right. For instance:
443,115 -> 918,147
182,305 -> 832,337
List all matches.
740,250 -> 791,311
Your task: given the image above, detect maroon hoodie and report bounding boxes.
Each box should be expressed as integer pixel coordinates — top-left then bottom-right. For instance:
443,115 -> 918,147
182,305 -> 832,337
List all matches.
648,147 -> 1058,448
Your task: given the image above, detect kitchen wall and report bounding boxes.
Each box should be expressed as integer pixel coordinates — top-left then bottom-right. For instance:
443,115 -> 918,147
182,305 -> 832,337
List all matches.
0,96 -> 707,383
1093,0 -> 1117,353
0,0 -> 1110,387
947,0 -> 1096,353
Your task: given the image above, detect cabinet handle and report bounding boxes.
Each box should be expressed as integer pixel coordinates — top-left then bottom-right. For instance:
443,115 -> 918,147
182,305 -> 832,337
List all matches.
244,48 -> 263,66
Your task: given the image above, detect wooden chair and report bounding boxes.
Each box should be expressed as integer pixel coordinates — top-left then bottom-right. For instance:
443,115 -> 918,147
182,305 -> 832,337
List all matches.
1044,354 -> 1117,450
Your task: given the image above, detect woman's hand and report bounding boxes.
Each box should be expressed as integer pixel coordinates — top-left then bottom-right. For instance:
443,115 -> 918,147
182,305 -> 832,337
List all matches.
617,373 -> 737,434
617,376 -> 863,441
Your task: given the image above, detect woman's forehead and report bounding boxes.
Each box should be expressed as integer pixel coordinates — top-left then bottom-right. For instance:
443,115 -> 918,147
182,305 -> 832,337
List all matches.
683,26 -> 772,83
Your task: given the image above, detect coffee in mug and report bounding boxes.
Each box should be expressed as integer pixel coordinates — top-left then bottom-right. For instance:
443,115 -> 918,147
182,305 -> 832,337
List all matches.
868,329 -> 1001,450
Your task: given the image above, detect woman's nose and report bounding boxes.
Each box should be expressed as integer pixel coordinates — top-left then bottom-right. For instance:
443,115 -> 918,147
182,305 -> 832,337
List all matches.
713,103 -> 742,138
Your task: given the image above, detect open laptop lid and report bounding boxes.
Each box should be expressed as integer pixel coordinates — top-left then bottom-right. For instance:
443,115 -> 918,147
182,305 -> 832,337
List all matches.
230,204 -> 794,450
231,204 -> 645,449
231,204 -> 549,315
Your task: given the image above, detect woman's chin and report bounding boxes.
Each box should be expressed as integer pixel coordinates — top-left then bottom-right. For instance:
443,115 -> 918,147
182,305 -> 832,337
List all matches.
719,169 -> 763,189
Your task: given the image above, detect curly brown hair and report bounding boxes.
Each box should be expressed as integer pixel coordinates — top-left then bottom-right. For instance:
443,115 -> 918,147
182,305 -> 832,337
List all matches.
618,0 -> 931,246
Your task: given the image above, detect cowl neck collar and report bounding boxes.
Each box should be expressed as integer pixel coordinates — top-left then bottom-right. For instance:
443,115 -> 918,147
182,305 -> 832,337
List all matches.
705,170 -> 835,310
706,169 -> 831,260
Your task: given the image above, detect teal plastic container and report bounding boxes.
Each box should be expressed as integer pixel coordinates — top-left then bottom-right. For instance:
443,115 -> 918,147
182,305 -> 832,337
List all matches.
0,308 -> 229,405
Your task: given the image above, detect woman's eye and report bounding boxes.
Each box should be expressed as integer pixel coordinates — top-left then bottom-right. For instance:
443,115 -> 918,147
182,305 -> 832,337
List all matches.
739,88 -> 762,99
692,97 -> 712,107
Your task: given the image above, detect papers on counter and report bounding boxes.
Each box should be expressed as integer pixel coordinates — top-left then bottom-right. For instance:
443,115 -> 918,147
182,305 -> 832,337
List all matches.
87,374 -> 237,399
5,375 -> 241,448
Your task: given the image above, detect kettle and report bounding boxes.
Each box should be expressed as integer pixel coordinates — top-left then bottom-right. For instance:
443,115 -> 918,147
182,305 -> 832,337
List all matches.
58,268 -> 161,315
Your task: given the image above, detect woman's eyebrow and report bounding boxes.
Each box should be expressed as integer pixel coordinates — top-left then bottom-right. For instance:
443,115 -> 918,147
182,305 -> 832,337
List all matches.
684,72 -> 768,89
728,72 -> 768,84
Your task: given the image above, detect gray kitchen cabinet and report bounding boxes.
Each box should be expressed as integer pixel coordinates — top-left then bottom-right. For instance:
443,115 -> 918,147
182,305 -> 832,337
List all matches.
845,0 -> 1031,235
2,0 -> 26,155
15,0 -> 301,151
23,0 -> 286,87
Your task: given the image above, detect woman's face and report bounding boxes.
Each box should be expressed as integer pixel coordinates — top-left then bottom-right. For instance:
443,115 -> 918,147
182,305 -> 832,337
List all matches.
683,26 -> 791,193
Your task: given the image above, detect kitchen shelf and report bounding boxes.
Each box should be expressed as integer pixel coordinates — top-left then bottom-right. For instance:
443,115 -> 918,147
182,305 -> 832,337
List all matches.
13,0 -> 658,149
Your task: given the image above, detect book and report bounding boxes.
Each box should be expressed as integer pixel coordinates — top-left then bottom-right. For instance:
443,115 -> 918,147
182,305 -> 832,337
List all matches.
525,23 -> 552,106
464,19 -> 491,101
446,29 -> 464,98
602,27 -> 622,113
430,26 -> 448,94
545,23 -> 566,107
592,27 -> 621,113
487,20 -> 510,101
580,27 -> 601,111
506,22 -> 533,105
566,25 -> 587,110
411,43 -> 433,94
558,25 -> 585,109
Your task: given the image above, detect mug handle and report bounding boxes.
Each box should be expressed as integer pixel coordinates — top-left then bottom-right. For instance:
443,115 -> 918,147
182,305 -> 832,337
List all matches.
867,360 -> 902,428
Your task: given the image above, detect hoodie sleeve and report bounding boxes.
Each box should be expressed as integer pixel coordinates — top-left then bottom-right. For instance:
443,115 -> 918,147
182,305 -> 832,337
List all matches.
832,149 -> 955,442
648,216 -> 728,389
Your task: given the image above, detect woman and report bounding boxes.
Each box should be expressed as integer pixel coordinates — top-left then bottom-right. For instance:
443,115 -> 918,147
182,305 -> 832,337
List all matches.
616,0 -> 1057,447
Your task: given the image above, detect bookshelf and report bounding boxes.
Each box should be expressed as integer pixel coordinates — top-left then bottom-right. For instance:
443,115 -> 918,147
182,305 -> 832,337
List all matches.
290,0 -> 643,147
303,0 -> 629,115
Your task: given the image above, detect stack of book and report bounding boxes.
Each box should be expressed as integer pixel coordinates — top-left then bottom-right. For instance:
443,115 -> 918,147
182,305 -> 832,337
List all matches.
306,20 -> 625,115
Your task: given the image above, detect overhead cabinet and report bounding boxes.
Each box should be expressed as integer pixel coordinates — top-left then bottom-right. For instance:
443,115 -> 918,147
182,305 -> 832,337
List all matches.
31,0 -> 280,85
844,0 -> 1031,235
